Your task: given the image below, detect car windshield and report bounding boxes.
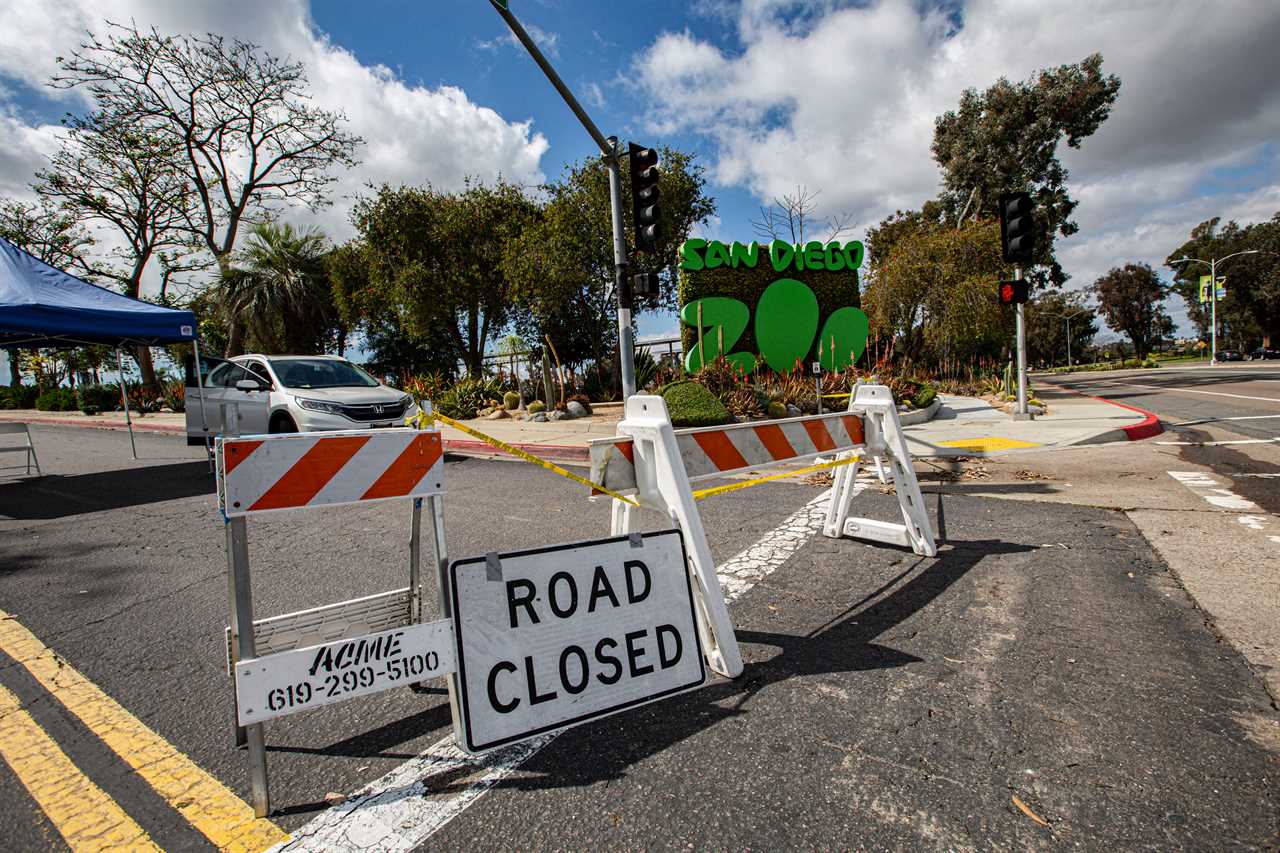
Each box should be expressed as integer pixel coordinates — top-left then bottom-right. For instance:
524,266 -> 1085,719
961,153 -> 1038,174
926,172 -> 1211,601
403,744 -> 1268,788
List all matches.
268,358 -> 380,389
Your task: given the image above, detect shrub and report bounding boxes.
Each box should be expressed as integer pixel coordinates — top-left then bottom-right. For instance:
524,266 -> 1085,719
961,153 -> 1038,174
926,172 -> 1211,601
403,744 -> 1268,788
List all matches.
0,385 -> 39,409
162,379 -> 186,413
527,400 -> 545,414
660,380 -> 730,427
77,385 -> 120,414
35,388 -> 77,411
436,376 -> 504,419
503,391 -> 521,411
911,384 -> 937,410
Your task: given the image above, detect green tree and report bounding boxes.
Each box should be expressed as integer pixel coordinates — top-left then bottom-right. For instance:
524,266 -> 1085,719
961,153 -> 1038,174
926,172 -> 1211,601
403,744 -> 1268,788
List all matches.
1024,290 -> 1098,367
1093,263 -> 1165,358
506,146 -> 715,389
1166,215 -> 1280,349
863,219 -> 1011,363
215,222 -> 340,355
352,179 -> 538,377
0,197 -> 97,386
932,53 -> 1121,287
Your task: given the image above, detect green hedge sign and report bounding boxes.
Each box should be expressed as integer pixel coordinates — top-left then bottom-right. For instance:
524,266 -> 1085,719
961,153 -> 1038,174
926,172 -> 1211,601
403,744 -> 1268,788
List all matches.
677,239 -> 869,374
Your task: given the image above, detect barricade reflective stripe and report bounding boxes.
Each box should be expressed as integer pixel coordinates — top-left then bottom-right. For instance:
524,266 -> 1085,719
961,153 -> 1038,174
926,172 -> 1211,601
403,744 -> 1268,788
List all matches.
589,411 -> 866,494
219,428 -> 443,517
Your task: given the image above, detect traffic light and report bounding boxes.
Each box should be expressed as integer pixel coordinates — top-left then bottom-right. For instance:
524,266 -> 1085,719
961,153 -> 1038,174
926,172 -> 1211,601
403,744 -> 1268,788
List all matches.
998,192 -> 1035,264
997,280 -> 1029,305
628,143 -> 661,254
632,272 -> 661,300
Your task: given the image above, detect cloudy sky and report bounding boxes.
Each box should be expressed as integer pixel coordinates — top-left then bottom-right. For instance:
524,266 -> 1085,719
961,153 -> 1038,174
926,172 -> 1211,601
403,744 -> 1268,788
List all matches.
1,0 -> 1278,343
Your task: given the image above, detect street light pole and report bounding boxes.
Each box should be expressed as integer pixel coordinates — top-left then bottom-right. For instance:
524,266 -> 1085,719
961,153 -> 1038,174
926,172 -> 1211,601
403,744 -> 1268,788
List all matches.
1171,250 -> 1258,365
486,0 -> 636,397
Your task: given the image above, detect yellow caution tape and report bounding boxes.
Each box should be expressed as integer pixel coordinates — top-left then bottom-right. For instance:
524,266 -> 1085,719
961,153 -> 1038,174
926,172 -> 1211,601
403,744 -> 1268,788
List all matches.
692,454 -> 861,500
406,409 -> 641,507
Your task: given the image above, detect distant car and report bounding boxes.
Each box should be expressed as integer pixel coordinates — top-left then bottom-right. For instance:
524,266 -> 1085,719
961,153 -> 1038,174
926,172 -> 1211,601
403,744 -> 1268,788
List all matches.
1249,347 -> 1280,360
1217,349 -> 1245,361
185,354 -> 418,443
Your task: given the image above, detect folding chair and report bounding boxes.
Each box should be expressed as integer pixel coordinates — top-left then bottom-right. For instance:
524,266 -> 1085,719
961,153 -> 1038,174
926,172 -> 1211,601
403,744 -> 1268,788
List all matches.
0,422 -> 41,476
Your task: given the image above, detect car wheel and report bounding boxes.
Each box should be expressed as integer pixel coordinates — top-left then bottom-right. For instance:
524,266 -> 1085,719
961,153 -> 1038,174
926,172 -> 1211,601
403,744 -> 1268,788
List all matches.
269,412 -> 299,433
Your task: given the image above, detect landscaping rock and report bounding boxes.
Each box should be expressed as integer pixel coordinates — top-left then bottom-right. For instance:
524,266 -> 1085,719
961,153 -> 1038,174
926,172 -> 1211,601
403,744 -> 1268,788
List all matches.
548,410 -> 569,421
566,400 -> 589,418
529,412 -> 548,422
486,409 -> 509,420
786,404 -> 802,418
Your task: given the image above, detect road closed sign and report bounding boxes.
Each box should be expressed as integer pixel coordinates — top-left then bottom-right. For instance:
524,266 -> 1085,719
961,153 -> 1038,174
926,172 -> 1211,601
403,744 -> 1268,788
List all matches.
450,529 -> 706,752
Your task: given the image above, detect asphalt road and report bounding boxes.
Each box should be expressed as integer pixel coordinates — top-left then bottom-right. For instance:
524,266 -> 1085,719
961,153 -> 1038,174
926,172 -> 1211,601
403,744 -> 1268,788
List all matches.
0,426 -> 1277,850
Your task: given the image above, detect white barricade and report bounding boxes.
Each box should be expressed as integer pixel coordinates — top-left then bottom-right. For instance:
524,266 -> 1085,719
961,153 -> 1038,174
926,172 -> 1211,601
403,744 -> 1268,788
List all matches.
587,384 -> 935,679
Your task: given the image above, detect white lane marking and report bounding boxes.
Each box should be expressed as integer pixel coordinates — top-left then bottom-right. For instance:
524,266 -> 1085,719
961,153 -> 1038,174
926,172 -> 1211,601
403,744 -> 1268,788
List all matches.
1156,438 -> 1280,446
1238,516 -> 1268,530
1233,473 -> 1280,479
275,489 -> 843,851
1090,379 -> 1280,404
1172,414 -> 1280,425
1168,471 -> 1262,511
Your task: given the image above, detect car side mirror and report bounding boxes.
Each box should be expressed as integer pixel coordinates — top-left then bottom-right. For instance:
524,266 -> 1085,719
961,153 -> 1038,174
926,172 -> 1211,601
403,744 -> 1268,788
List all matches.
235,379 -> 266,392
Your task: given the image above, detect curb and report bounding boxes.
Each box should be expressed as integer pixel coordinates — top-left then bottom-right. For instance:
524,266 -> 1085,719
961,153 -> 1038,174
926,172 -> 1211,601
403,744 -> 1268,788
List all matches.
1044,385 -> 1164,444
4,413 -> 592,463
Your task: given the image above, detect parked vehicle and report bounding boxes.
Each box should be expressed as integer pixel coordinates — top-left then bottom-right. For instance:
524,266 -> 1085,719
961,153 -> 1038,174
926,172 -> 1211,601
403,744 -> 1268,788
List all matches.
1217,349 -> 1245,361
1249,347 -> 1280,360
185,354 -> 418,443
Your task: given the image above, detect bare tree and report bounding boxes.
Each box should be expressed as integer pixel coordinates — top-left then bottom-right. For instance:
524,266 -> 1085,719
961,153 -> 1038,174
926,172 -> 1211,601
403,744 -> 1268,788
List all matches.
54,21 -> 363,353
37,109 -> 205,386
750,185 -> 856,244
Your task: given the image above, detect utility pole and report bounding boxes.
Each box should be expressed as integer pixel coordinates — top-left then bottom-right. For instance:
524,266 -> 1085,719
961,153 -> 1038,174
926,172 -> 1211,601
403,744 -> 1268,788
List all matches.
486,0 -> 636,397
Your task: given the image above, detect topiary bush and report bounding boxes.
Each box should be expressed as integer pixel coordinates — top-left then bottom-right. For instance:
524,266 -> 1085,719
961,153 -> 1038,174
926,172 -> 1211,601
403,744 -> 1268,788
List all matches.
527,400 -> 545,414
503,391 -> 521,411
660,380 -> 731,427
36,388 -> 77,411
0,385 -> 39,409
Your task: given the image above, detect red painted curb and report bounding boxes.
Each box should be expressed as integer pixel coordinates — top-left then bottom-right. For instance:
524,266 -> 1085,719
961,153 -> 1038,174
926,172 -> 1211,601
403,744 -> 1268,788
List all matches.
1044,385 -> 1164,441
5,414 -> 592,461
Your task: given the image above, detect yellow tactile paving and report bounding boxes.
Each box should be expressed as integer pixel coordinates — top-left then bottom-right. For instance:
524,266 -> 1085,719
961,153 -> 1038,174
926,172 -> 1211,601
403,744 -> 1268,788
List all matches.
0,682 -> 162,852
937,436 -> 1042,452
0,611 -> 289,852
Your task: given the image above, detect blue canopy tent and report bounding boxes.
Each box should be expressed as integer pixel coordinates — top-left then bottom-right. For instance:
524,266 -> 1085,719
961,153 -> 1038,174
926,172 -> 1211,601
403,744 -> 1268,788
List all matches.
0,234 -> 206,458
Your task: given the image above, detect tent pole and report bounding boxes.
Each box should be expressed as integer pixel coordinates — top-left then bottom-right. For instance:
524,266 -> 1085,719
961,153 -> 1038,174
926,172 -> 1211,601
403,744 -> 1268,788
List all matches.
116,349 -> 137,460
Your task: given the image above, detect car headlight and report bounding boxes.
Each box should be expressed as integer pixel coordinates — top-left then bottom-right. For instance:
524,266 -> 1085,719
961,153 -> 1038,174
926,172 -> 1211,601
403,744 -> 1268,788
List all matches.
399,393 -> 414,407
295,397 -> 344,415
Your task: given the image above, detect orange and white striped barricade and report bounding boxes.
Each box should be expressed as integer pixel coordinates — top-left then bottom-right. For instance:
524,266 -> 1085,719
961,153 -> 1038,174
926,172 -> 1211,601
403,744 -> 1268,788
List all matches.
587,384 -> 935,679
216,414 -> 453,817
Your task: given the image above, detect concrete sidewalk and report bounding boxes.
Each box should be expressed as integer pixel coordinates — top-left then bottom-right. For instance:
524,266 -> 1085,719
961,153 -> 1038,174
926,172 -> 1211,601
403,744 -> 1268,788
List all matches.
0,382 -> 1160,463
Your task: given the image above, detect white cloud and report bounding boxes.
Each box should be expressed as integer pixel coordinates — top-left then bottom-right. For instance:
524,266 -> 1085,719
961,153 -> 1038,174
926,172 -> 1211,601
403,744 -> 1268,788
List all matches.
0,0 -> 549,272
632,0 -> 1280,335
476,22 -> 560,60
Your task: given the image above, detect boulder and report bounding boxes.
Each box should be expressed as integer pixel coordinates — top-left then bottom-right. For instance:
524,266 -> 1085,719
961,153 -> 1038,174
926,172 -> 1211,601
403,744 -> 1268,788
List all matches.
548,410 -> 569,421
486,408 -> 509,420
566,400 -> 589,418
786,404 -> 802,418
529,412 -> 548,422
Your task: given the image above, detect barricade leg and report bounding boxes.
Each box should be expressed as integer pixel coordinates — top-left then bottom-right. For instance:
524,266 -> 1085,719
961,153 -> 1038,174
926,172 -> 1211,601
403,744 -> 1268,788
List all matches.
610,498 -> 633,536
824,393 -> 866,539
427,493 -> 464,730
226,515 -> 270,817
620,397 -> 743,679
409,497 -> 423,624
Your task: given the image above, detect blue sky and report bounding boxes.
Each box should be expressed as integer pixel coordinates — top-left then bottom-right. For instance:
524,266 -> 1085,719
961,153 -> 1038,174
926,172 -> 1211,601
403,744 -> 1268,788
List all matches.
2,0 -> 1279,360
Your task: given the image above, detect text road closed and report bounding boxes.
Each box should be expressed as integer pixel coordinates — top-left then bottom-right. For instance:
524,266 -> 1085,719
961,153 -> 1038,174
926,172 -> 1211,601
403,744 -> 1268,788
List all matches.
450,529 -> 705,752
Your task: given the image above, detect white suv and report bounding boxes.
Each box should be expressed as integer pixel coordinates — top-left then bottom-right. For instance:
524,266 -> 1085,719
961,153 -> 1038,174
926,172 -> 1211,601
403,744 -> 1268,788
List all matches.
185,354 -> 418,441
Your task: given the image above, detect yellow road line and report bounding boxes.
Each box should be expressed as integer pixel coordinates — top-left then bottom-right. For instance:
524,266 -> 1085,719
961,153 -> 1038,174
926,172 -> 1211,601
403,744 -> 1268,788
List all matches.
0,682 -> 162,852
0,611 -> 288,852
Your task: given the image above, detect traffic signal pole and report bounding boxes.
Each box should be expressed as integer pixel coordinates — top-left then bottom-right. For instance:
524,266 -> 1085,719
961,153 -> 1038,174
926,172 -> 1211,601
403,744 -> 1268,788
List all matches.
486,0 -> 636,398
1013,266 -> 1031,420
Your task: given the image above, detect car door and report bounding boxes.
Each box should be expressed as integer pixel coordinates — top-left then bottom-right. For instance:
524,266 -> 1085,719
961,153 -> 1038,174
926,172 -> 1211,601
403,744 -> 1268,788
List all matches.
220,360 -> 272,435
185,355 -> 229,444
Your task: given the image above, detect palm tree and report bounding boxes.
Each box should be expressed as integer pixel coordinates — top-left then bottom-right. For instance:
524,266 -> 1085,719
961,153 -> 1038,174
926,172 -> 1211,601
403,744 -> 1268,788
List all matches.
219,222 -> 337,354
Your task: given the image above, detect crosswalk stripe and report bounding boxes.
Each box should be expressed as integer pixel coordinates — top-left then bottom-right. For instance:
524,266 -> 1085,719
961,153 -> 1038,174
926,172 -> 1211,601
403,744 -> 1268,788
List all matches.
0,611 -> 288,852
0,682 -> 162,852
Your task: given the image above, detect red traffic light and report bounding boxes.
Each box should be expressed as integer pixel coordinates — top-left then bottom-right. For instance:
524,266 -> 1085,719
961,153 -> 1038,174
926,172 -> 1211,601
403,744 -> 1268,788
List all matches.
997,280 -> 1029,305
